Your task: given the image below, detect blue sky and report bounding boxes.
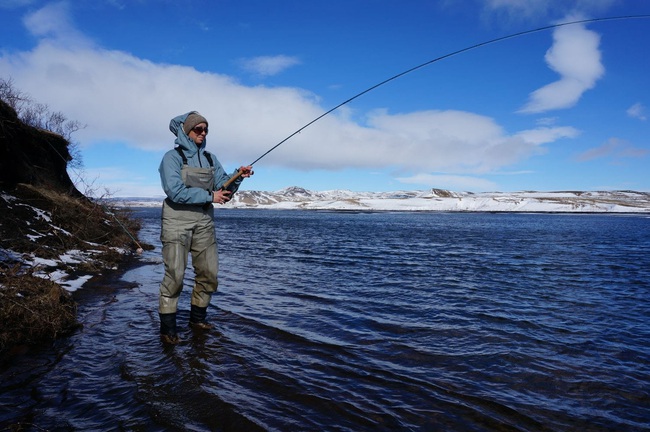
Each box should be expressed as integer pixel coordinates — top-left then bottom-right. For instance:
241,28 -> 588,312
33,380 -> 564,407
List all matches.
1,0 -> 648,197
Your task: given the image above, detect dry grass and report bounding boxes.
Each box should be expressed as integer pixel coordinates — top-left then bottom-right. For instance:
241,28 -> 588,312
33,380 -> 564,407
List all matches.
0,266 -> 80,353
0,95 -> 149,359
0,183 -> 150,357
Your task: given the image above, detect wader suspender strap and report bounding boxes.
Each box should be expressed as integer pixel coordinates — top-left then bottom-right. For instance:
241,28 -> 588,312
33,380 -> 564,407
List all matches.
203,152 -> 214,167
174,147 -> 214,167
175,147 -> 188,165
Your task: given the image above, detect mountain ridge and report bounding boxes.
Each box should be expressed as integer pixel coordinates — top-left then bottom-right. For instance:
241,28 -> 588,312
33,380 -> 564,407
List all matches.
116,187 -> 650,213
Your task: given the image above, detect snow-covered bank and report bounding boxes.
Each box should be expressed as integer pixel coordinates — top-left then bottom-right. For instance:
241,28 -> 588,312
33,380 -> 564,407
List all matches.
0,185 -> 146,354
1,187 -> 143,293
116,188 -> 650,213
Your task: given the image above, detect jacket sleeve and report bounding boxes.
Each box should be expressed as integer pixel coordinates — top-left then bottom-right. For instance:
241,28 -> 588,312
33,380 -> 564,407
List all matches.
211,153 -> 244,193
159,151 -> 212,204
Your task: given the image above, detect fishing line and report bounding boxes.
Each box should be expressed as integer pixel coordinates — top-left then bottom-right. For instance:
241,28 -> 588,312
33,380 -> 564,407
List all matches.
223,14 -> 650,188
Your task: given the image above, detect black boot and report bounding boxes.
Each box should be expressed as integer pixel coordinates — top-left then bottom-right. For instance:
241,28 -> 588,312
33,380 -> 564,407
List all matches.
190,305 -> 213,330
159,312 -> 179,344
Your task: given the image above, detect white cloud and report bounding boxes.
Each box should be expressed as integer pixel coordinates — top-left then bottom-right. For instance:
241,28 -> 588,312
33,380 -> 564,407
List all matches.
362,109 -> 577,173
0,40 -> 577,174
627,102 -> 647,121
0,3 -> 578,183
519,20 -> 604,113
22,1 -> 91,46
237,55 -> 301,77
514,126 -> 580,145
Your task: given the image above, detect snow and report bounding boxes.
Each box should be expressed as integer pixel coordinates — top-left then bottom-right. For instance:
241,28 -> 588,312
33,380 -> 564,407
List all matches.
15,249 -> 100,292
233,189 -> 650,213
59,274 -> 94,292
114,189 -> 650,213
1,191 -> 129,294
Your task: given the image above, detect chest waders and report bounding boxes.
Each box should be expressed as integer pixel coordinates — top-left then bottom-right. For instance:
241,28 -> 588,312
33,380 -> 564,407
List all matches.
159,148 -> 218,341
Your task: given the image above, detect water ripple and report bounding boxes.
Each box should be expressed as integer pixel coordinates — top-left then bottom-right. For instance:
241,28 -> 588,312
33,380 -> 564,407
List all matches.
1,211 -> 648,431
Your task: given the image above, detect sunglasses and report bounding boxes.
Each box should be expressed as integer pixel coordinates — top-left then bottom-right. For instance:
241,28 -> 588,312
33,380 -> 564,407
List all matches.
192,126 -> 208,135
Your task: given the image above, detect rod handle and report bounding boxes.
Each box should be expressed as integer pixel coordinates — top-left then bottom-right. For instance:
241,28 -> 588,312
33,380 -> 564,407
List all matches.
221,170 -> 243,191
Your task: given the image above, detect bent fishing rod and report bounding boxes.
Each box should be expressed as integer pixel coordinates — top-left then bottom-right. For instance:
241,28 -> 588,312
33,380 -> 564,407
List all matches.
221,14 -> 650,190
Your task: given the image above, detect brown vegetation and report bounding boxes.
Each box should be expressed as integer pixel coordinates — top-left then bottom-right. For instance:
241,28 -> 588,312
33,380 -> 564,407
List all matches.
0,267 -> 80,353
0,183 -> 148,356
0,86 -> 149,357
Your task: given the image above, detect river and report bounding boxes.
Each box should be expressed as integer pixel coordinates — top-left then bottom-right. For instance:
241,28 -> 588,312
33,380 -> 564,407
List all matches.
1,209 -> 649,431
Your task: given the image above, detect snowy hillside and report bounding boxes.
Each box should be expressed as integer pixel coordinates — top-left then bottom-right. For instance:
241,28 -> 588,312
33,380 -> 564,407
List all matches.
118,188 -> 650,213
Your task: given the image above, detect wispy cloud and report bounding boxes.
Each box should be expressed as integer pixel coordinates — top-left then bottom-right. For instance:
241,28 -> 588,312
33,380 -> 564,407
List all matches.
0,0 -> 37,8
482,0 -> 617,22
519,19 -> 604,113
627,102 -> 647,121
483,0 -> 553,20
576,138 -> 649,162
237,55 -> 301,77
22,1 -> 91,46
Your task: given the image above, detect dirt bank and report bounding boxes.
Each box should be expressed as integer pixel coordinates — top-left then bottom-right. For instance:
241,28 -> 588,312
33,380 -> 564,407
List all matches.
0,98 -> 150,357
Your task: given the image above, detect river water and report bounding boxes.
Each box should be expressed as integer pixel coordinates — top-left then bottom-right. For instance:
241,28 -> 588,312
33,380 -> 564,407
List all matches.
1,209 -> 649,431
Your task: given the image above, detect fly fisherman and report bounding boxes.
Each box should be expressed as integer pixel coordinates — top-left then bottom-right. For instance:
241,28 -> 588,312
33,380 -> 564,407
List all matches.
158,111 -> 253,344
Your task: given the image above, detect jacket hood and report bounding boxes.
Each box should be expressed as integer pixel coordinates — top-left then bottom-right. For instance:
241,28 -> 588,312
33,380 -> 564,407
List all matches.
169,111 -> 206,157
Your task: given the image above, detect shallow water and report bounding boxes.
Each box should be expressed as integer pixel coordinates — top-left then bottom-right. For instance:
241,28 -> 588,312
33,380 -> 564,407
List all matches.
1,210 -> 649,431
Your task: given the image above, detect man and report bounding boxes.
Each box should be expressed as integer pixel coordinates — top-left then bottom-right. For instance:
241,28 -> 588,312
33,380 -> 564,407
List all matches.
158,111 -> 253,344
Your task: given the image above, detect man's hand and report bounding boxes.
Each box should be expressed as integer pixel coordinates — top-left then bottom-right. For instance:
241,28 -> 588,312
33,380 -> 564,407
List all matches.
239,166 -> 254,178
212,189 -> 232,204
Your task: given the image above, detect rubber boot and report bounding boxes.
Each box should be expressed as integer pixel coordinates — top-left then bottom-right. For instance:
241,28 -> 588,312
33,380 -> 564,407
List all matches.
189,305 -> 213,330
159,312 -> 179,344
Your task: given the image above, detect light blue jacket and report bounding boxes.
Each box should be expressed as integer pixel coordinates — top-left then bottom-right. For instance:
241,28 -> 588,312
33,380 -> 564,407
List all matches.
159,111 -> 242,204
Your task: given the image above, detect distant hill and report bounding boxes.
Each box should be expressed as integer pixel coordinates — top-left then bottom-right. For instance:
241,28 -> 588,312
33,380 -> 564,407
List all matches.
117,186 -> 650,213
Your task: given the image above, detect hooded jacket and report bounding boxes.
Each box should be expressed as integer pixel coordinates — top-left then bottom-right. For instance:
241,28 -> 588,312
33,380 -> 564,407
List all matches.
159,112 -> 242,205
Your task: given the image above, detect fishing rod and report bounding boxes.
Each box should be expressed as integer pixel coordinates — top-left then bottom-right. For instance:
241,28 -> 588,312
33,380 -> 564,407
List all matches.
221,14 -> 650,190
